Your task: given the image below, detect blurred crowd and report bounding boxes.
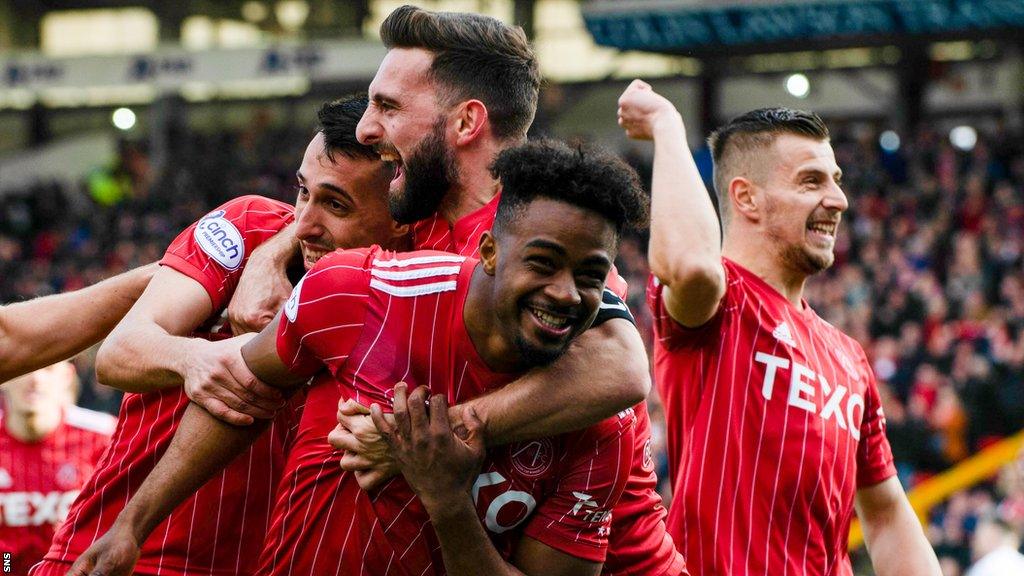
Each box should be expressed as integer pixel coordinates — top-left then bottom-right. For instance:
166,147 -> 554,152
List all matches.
2,109 -> 1024,575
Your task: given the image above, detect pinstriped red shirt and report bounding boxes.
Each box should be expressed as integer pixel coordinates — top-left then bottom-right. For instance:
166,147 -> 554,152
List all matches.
266,246 -> 636,575
1,408 -> 113,575
648,259 -> 896,576
43,196 -> 300,576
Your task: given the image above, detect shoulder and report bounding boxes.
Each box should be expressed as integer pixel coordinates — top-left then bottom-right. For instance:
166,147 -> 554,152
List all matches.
365,250 -> 467,299
214,194 -> 294,218
64,406 -> 117,436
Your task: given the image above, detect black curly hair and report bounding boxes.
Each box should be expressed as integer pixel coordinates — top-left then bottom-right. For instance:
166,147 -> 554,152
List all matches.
490,139 -> 649,238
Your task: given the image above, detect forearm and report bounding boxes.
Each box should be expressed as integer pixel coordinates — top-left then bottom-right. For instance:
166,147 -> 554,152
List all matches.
465,320 -> 648,445
426,497 -> 528,576
96,325 -> 201,393
0,263 -> 157,382
859,487 -> 940,576
112,402 -> 268,543
647,116 -> 721,285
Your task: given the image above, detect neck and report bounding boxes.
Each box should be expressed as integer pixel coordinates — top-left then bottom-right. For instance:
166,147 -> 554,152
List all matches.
463,265 -> 523,374
439,140 -> 508,224
722,232 -> 807,308
5,408 -> 60,443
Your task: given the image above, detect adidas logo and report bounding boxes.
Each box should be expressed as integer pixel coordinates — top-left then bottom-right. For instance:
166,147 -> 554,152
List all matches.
0,468 -> 11,489
772,322 -> 797,348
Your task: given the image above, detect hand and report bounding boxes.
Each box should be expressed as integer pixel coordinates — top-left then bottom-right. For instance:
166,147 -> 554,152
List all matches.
617,79 -> 683,141
182,335 -> 285,426
66,524 -> 141,576
370,383 -> 486,511
327,398 -> 398,490
226,226 -> 297,334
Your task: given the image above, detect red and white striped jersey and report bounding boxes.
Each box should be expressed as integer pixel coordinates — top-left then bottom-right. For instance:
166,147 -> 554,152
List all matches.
267,246 -> 636,575
601,402 -> 688,576
647,258 -> 896,576
405,195 -> 680,575
0,408 -> 113,575
42,196 -> 301,576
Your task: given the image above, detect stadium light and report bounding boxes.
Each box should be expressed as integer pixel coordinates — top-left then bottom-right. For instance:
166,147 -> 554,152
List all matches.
949,125 -> 977,152
785,73 -> 810,98
879,130 -> 900,153
111,107 -> 136,130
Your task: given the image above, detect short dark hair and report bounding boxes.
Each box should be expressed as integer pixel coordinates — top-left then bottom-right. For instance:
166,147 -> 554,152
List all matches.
490,140 -> 649,237
708,107 -> 830,226
379,5 -> 540,141
317,94 -> 377,163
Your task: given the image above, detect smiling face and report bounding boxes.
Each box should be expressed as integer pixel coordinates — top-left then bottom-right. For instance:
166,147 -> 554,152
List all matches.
357,48 -> 459,224
293,133 -> 404,268
757,134 -> 848,276
479,198 -> 617,369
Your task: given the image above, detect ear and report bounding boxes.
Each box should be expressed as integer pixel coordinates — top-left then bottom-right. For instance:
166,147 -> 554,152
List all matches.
478,231 -> 498,276
453,100 -> 489,147
389,221 -> 411,245
730,177 -> 761,223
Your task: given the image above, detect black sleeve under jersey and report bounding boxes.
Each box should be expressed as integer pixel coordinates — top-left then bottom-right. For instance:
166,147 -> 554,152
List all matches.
591,288 -> 636,328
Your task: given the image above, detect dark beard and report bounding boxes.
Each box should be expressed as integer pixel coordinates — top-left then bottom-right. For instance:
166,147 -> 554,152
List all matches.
389,118 -> 458,224
511,331 -> 565,370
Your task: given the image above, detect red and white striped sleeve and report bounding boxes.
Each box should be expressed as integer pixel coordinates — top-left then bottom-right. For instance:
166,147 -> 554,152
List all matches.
275,246 -> 378,377
160,195 -> 294,311
855,350 -> 897,488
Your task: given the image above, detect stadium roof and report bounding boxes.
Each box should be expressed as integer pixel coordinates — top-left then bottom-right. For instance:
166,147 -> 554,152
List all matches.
582,0 -> 1024,56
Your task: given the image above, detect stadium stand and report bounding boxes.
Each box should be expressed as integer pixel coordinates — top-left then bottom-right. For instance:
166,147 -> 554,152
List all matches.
3,2 -> 1024,575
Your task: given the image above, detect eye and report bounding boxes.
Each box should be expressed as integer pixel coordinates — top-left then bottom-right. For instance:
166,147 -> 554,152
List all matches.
296,184 -> 309,197
577,270 -> 606,287
327,199 -> 349,213
527,256 -> 555,272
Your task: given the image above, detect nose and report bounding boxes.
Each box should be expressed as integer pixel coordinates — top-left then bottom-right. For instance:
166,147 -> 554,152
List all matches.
356,107 -> 381,146
544,270 -> 582,308
295,204 -> 323,242
824,181 -> 849,213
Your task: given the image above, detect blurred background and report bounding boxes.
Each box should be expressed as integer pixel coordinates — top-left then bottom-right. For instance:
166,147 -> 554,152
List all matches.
2,1 -> 1024,574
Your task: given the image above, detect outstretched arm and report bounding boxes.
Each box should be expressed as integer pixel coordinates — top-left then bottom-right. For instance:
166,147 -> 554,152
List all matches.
619,79 -> 724,328
856,477 -> 941,576
0,262 -> 156,383
68,321 -> 308,576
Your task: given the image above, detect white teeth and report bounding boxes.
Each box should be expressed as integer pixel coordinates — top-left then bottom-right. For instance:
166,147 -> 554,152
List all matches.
532,308 -> 569,329
379,152 -> 399,162
808,223 -> 835,235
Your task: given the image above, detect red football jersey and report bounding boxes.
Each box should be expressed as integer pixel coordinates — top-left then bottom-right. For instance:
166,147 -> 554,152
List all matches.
40,196 -> 300,576
266,246 -> 635,575
414,195 -> 679,575
0,408 -> 113,575
647,258 -> 896,576
601,402 -> 688,576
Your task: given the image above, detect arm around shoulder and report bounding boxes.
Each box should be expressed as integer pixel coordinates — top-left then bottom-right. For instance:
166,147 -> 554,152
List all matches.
467,317 -> 649,445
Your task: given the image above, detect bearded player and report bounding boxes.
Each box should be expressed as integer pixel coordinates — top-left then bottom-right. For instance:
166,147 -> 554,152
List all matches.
71,139 -> 652,576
